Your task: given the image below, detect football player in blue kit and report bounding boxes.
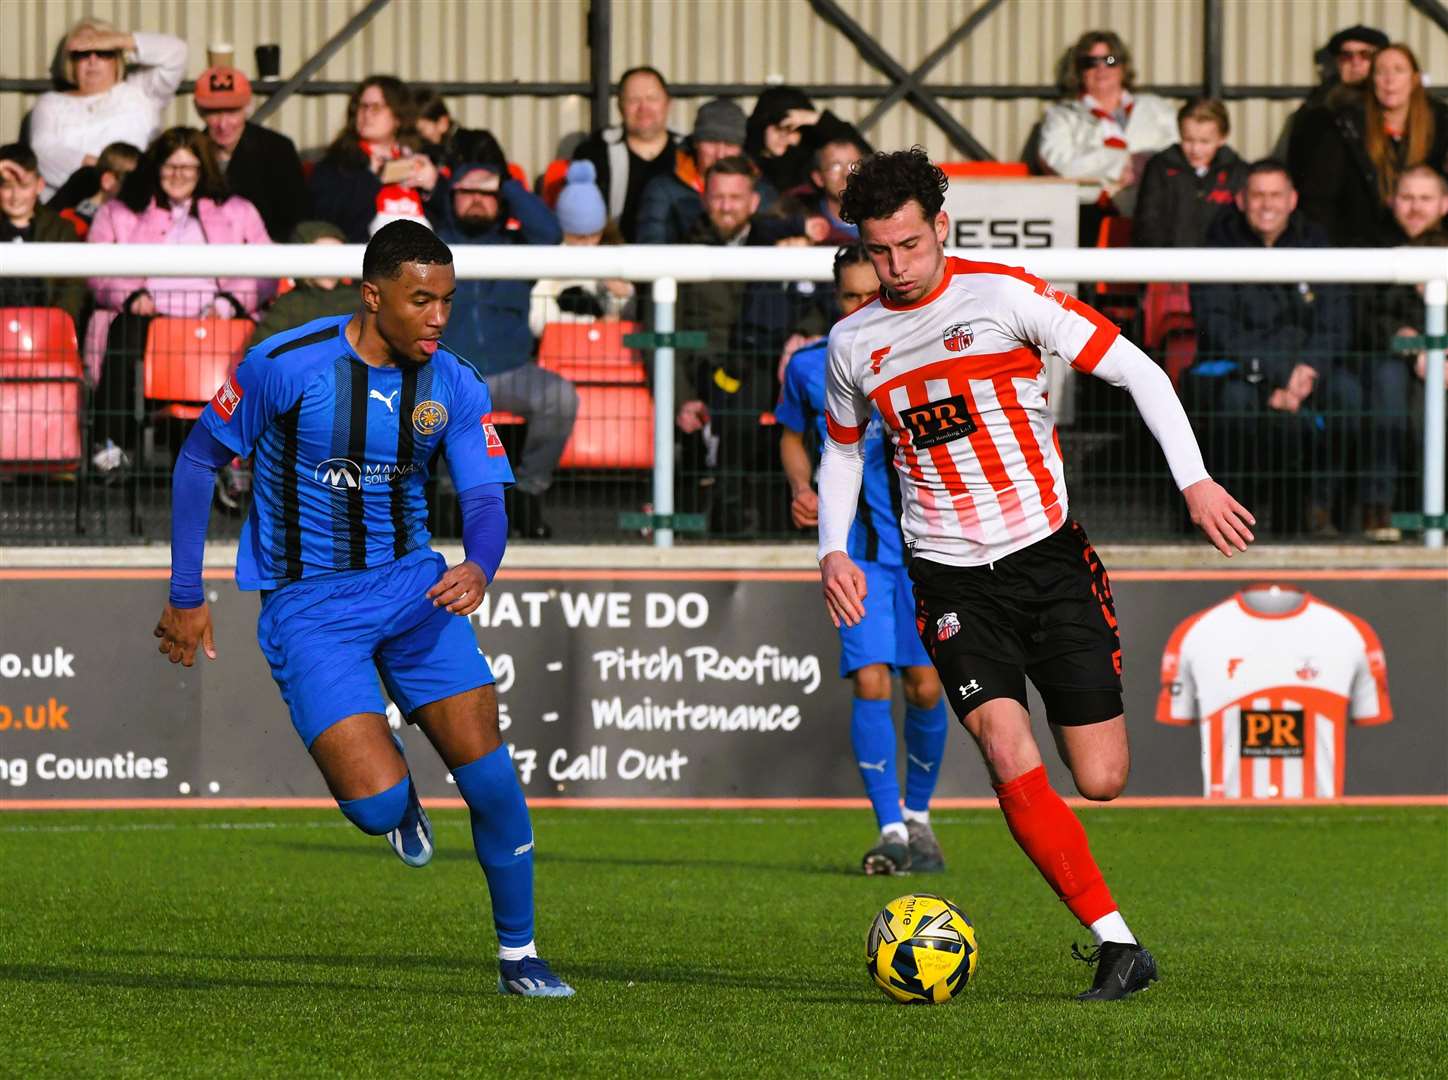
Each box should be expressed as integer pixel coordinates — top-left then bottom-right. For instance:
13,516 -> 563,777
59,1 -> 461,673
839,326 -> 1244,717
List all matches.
776,243 -> 951,875
153,220 -> 573,997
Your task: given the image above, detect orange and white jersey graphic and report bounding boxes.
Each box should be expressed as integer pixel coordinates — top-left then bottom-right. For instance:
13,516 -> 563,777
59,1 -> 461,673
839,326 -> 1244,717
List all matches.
824,257 -> 1121,567
1157,589 -> 1392,799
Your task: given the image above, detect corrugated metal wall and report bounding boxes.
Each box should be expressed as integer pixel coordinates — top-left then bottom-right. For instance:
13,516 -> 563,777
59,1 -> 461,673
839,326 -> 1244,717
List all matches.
4,0 -> 1446,179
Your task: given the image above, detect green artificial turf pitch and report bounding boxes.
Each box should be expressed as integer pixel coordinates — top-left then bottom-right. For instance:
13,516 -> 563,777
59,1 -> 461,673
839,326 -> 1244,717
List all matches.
1,806 -> 1444,1078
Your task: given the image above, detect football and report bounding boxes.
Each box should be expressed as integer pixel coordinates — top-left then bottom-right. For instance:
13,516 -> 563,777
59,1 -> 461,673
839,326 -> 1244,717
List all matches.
866,893 -> 978,1004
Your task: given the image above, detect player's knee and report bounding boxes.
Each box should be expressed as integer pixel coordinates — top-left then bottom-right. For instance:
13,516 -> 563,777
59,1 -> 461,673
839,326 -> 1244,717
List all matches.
851,665 -> 892,701
902,670 -> 943,709
337,776 -> 411,835
1074,759 -> 1129,802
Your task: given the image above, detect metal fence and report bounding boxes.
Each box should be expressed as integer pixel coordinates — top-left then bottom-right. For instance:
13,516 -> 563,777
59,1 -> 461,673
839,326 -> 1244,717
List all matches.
1,244 -> 1444,549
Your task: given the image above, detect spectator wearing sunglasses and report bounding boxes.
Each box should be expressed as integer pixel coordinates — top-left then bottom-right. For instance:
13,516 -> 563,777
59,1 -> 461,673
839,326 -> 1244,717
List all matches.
1038,30 -> 1177,244
27,17 -> 186,197
1279,25 -> 1389,181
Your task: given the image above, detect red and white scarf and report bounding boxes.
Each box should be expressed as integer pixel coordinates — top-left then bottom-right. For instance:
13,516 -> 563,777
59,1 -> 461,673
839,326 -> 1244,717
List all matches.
1083,92 -> 1135,150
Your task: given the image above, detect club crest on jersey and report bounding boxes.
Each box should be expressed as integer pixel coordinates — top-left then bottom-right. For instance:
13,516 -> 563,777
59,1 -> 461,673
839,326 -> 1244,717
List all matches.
936,612 -> 961,641
412,400 -> 448,436
942,322 -> 974,352
1295,659 -> 1320,681
901,394 -> 977,450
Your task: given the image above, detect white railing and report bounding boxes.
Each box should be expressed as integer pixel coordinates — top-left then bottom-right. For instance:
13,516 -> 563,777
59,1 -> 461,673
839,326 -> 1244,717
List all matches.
3,244 -> 1445,547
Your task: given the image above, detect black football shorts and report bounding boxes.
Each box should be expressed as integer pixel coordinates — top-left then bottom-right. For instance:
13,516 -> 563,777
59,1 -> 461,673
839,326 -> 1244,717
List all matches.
909,520 -> 1123,727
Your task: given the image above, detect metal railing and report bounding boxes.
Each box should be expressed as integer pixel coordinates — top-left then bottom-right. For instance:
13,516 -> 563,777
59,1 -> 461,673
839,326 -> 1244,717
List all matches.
1,244 -> 1444,549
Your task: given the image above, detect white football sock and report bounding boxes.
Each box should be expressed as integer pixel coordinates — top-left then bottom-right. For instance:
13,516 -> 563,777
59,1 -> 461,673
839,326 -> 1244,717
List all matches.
901,807 -> 930,825
498,940 -> 539,961
882,822 -> 908,843
1089,911 -> 1137,946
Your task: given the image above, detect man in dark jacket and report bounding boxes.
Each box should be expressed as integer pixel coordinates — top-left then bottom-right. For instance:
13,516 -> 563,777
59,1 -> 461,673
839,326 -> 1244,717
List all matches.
636,98 -> 750,244
571,67 -> 683,241
0,143 -> 87,324
1188,161 -> 1357,535
1134,99 -> 1247,247
677,156 -> 820,534
194,67 -> 309,242
429,162 -> 572,539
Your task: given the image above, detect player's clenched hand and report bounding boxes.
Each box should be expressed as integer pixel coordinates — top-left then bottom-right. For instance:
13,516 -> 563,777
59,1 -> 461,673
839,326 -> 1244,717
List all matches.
1183,477 -> 1255,558
154,603 -> 216,667
791,488 -> 819,529
428,560 -> 487,616
820,551 -> 867,629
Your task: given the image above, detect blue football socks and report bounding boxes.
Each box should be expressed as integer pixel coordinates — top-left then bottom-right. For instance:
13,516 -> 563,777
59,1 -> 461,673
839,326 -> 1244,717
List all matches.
903,700 -> 950,814
337,775 -> 410,835
452,745 -> 536,950
851,697 -> 903,830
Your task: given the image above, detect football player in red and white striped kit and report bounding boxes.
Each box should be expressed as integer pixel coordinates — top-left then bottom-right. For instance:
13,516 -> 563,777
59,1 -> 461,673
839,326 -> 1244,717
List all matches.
816,148 -> 1256,1001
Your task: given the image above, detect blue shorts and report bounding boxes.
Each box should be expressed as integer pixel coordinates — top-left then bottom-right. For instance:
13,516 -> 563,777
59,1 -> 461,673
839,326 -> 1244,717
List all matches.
838,561 -> 931,678
256,546 -> 494,748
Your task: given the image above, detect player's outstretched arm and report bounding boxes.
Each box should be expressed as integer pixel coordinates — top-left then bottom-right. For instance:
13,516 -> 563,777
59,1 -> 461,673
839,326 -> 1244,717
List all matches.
1183,477 -> 1256,557
155,603 -> 216,666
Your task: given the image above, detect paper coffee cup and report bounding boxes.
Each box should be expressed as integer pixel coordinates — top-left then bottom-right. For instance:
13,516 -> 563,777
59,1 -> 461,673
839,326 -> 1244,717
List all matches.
207,42 -> 235,68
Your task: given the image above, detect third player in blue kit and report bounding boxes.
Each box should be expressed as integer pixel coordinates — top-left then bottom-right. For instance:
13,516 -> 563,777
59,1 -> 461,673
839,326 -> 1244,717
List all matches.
776,244 -> 951,875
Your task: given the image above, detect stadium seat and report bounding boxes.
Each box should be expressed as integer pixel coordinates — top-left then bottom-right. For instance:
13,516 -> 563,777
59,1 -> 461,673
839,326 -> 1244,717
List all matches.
0,307 -> 84,472
538,321 -> 647,384
143,317 -> 253,421
1143,282 -> 1194,350
538,159 -> 570,208
558,385 -> 654,470
507,162 -> 532,191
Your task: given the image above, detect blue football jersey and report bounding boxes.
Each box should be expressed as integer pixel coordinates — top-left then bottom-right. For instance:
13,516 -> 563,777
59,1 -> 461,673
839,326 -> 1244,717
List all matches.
200,314 -> 514,589
775,340 -> 906,566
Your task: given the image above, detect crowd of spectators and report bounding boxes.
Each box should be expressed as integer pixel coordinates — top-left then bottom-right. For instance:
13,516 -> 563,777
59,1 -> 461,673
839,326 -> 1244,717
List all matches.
4,16 -> 1446,540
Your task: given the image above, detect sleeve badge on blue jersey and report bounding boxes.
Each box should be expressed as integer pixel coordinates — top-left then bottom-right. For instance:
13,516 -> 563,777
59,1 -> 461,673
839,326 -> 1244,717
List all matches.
412,400 -> 448,436
213,374 -> 243,420
481,413 -> 506,456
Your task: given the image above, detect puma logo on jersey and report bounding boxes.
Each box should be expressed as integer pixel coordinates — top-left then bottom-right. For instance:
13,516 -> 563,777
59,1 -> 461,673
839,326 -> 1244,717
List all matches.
370,388 -> 399,413
902,394 -> 978,450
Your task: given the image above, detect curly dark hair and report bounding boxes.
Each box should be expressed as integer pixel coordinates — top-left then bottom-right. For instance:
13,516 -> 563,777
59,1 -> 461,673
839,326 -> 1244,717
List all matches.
838,147 -> 947,226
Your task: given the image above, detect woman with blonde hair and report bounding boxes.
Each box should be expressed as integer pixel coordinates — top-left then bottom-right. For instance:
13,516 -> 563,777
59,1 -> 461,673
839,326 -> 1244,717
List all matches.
1299,43 -> 1448,245
1037,29 -> 1178,242
27,17 -> 187,196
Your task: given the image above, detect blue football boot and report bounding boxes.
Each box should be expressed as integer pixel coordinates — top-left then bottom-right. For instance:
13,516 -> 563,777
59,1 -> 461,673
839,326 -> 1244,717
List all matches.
498,956 -> 576,998
386,732 -> 433,868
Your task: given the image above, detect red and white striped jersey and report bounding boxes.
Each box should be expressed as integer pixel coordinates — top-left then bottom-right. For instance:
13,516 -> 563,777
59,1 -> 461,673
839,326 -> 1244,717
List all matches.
1156,588 -> 1393,800
823,256 -> 1204,566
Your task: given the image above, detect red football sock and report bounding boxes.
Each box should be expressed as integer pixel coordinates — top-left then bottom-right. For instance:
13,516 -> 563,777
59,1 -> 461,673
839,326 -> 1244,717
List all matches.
993,765 -> 1117,927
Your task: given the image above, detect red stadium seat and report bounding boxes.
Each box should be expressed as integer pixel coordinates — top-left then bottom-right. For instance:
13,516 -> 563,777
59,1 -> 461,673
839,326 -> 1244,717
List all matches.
538,321 -> 647,384
538,159 -> 570,208
143,317 -> 253,421
558,385 -> 654,470
0,308 -> 84,472
507,162 -> 532,191
1143,282 -> 1194,350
